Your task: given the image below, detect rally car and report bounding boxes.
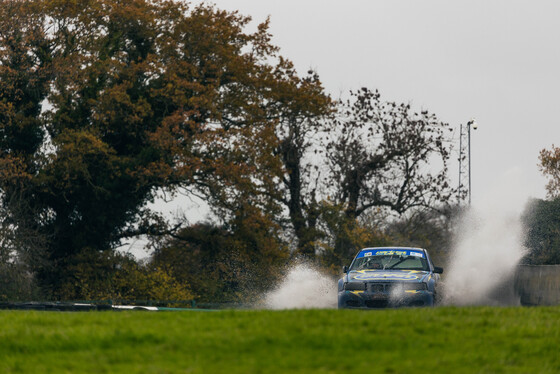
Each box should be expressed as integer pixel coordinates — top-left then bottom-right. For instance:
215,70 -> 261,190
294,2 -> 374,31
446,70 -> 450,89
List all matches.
338,247 -> 443,309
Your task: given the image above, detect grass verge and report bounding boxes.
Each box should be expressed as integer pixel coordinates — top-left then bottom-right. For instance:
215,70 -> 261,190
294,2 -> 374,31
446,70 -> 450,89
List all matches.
0,306 -> 558,373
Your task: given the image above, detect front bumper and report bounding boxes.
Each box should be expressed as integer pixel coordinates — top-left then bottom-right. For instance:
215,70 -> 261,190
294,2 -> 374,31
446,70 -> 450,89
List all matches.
338,288 -> 434,309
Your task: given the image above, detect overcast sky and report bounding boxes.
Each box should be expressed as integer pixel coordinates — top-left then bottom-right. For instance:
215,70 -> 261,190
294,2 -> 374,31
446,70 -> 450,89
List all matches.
193,0 -> 560,205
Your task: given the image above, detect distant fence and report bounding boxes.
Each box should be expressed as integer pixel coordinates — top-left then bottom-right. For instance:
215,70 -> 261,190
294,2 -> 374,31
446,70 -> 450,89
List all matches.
514,265 -> 560,306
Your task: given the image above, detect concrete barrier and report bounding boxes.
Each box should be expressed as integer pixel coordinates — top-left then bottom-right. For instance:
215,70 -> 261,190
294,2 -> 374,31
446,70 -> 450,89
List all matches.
514,265 -> 560,306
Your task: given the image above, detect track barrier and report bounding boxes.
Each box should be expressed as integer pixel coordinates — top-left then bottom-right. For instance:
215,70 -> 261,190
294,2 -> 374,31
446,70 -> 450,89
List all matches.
514,265 -> 560,306
0,300 -> 251,311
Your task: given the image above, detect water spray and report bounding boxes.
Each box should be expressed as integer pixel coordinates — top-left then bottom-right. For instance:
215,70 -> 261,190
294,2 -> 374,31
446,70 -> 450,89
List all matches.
263,262 -> 337,309
443,169 -> 529,306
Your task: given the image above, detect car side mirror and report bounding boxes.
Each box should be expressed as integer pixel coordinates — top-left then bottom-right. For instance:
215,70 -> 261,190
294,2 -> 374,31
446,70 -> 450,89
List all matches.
342,265 -> 348,273
433,266 -> 444,274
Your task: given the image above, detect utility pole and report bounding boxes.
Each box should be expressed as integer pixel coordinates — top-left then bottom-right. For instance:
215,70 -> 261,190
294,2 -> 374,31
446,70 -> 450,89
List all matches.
458,119 -> 477,205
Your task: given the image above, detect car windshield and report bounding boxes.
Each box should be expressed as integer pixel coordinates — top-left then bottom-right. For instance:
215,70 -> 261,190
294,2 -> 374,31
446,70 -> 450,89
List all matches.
350,254 -> 429,271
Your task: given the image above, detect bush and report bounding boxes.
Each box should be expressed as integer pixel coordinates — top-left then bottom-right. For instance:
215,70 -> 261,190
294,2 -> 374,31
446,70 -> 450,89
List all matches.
55,250 -> 193,303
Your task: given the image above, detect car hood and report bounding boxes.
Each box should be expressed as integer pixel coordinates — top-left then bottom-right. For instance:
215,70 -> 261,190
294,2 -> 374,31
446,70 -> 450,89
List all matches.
347,270 -> 430,282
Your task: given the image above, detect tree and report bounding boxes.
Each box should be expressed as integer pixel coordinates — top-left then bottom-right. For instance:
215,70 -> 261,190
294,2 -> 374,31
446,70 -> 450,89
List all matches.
326,88 -> 455,218
54,250 -> 193,302
321,88 -> 456,261
272,68 -> 333,256
522,145 -> 560,265
539,145 -> 560,198
0,0 -> 52,297
315,202 -> 456,270
522,198 -> 560,265
316,202 -> 391,272
150,206 -> 288,303
0,0 -> 329,298
382,207 -> 457,268
0,188 -> 46,300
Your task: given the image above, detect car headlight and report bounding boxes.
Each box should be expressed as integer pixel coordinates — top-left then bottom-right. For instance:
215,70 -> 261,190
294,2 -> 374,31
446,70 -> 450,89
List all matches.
403,282 -> 428,291
344,282 -> 366,291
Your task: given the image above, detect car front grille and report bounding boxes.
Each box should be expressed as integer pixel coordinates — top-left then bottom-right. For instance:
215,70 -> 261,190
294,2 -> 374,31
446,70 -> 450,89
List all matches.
367,282 -> 392,292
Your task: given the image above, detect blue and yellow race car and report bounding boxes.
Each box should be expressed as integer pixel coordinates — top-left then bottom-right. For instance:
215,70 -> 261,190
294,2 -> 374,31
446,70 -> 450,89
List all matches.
338,247 -> 443,309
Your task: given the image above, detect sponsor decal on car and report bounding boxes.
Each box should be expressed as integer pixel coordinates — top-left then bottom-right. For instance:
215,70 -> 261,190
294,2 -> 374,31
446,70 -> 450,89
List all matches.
356,249 -> 425,259
351,270 -> 423,281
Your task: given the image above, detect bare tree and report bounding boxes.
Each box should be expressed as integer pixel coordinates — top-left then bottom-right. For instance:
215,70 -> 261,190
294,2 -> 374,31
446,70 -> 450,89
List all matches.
325,88 -> 455,219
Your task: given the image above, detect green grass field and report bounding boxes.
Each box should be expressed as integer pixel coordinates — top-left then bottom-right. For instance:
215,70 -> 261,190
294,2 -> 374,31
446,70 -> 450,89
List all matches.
0,306 -> 558,373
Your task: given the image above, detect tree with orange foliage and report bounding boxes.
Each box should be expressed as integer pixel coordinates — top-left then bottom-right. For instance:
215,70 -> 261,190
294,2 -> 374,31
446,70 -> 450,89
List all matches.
0,0 -> 330,298
539,145 -> 560,198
